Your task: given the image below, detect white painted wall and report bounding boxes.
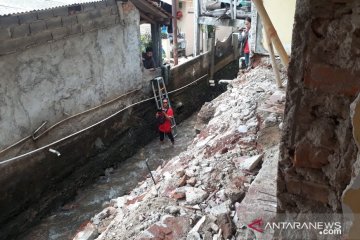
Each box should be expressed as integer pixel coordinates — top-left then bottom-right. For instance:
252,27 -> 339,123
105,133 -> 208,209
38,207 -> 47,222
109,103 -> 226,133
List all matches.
262,0 -> 296,54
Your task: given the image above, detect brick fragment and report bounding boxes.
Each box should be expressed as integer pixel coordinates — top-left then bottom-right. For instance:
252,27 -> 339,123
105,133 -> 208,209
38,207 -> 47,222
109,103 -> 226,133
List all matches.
294,141 -> 330,168
304,63 -> 360,96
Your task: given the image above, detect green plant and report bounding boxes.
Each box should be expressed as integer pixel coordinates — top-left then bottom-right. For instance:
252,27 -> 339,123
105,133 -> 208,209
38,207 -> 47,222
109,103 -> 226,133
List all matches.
140,32 -> 152,53
161,32 -> 168,39
199,25 -> 217,38
207,25 -> 216,38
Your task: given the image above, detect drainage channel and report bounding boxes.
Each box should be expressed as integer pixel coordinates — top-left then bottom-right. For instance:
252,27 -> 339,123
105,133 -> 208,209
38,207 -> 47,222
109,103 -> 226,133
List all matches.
21,113 -> 199,240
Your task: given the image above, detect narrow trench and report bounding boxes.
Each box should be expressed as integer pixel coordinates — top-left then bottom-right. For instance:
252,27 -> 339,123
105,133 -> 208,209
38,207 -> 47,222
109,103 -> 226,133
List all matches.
21,112 -> 200,240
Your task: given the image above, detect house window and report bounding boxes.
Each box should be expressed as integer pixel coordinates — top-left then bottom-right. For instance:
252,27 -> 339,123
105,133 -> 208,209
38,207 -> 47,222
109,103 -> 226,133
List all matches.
68,5 -> 81,15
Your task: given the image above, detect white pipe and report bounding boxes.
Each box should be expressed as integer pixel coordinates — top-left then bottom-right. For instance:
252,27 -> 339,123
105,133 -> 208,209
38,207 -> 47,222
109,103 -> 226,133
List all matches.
218,79 -> 232,84
49,148 -> 61,157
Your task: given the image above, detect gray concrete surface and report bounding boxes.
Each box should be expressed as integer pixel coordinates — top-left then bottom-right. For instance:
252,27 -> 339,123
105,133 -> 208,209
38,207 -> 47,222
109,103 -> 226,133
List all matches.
0,5 -> 142,149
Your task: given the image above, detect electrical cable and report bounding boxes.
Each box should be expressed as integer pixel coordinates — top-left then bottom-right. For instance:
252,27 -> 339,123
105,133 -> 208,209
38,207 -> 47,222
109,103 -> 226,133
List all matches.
0,88 -> 141,156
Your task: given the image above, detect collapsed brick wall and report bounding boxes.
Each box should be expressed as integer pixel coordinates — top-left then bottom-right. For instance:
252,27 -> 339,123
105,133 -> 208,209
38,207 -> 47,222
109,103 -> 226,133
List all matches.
279,0 -> 360,212
0,0 -> 120,55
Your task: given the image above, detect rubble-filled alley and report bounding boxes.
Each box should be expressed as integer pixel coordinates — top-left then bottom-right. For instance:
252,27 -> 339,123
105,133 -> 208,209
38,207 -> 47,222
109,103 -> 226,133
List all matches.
72,58 -> 287,240
2,1 -> 360,239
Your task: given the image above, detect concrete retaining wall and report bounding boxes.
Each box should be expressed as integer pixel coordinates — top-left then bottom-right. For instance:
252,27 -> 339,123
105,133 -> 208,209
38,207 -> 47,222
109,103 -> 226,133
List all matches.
0,47 -> 237,239
0,1 -> 143,150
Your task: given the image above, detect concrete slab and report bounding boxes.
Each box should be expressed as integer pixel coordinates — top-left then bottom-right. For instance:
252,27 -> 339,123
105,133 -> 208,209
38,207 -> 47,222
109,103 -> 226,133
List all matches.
235,145 -> 279,240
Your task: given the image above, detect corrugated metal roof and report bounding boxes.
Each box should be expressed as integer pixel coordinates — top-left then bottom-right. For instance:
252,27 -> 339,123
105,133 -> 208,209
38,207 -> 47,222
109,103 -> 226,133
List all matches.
0,0 -> 104,16
161,0 -> 172,5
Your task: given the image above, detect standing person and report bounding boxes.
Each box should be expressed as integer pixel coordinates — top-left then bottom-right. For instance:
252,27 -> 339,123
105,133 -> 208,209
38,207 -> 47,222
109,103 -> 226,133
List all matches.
239,17 -> 252,69
142,47 -> 156,70
243,17 -> 251,68
156,98 -> 174,145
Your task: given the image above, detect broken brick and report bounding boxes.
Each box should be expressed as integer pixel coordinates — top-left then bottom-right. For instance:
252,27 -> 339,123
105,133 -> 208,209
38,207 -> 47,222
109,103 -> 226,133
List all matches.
171,191 -> 186,200
293,141 -> 330,168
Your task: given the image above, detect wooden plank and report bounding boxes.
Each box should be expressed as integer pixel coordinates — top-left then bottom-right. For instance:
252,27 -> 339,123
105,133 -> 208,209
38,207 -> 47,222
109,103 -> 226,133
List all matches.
198,16 -> 245,28
140,12 -> 156,24
265,30 -> 282,88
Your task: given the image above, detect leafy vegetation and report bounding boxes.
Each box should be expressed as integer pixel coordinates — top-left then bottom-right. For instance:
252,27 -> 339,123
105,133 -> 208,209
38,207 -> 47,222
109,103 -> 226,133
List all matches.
140,32 -> 152,53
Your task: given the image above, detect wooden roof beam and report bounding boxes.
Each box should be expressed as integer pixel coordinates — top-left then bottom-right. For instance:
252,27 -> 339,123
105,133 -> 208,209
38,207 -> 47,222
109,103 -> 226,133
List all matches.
140,12 -> 156,24
131,0 -> 168,19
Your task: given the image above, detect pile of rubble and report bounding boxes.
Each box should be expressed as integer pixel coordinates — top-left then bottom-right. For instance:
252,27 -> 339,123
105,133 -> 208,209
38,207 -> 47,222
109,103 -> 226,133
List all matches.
74,58 -> 287,240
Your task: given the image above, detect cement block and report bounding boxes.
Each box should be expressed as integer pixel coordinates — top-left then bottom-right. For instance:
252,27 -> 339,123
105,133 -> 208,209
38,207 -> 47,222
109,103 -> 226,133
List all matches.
95,1 -> 107,8
30,21 -> 46,34
99,7 -> 112,16
51,27 -> 69,40
0,16 -> 19,28
61,15 -> 78,26
77,9 -> 101,23
29,31 -> 53,45
53,7 -> 69,17
0,38 -> 18,55
45,17 -> 62,29
77,12 -> 94,23
83,3 -> 96,12
11,24 -> 30,38
0,27 -> 11,40
81,21 -> 96,32
105,0 -> 116,6
69,24 -> 82,35
18,13 -> 38,24
21,31 -> 52,47
0,35 -> 43,54
37,10 -> 54,20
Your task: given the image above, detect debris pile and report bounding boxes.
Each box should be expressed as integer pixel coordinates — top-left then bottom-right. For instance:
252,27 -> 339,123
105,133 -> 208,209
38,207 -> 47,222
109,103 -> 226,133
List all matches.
74,58 -> 287,240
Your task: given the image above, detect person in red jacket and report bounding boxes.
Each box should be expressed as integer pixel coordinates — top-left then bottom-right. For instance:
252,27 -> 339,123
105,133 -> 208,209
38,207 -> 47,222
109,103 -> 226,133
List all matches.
243,17 -> 251,68
156,98 -> 174,144
239,17 -> 252,69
